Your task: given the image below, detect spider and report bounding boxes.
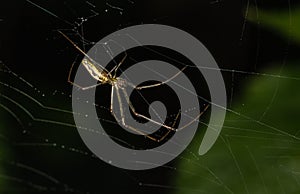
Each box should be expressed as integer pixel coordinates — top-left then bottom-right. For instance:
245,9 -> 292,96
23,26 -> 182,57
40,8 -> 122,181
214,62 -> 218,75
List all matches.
58,31 -> 209,142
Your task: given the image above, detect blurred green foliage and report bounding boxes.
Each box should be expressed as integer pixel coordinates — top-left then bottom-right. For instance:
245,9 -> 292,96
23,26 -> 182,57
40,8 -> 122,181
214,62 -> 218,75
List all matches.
174,66 -> 300,194
247,6 -> 300,43
174,6 -> 300,194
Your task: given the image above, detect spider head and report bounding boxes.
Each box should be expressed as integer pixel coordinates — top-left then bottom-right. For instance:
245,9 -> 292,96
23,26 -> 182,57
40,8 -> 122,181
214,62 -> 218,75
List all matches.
115,78 -> 127,89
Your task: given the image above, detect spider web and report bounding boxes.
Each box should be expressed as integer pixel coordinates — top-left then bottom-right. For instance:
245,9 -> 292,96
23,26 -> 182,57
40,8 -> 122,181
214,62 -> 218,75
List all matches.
0,0 -> 300,193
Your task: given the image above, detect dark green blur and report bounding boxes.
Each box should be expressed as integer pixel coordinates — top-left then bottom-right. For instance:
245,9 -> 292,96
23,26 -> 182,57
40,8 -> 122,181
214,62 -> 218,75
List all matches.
174,6 -> 300,194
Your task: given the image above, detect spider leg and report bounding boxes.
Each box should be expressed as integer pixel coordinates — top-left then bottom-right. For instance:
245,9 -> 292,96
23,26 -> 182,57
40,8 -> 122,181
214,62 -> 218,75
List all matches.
68,79 -> 103,90
120,88 -> 183,142
121,87 -> 210,141
113,86 -> 158,141
59,30 -> 109,72
177,104 -> 209,131
111,84 -> 209,143
109,53 -> 127,78
109,86 -> 121,123
135,65 -> 187,90
121,88 -> 175,130
156,110 -> 181,142
110,86 -> 115,113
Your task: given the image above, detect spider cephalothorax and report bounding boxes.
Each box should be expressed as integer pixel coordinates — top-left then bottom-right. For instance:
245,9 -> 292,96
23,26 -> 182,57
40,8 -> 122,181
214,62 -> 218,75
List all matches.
113,78 -> 128,89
